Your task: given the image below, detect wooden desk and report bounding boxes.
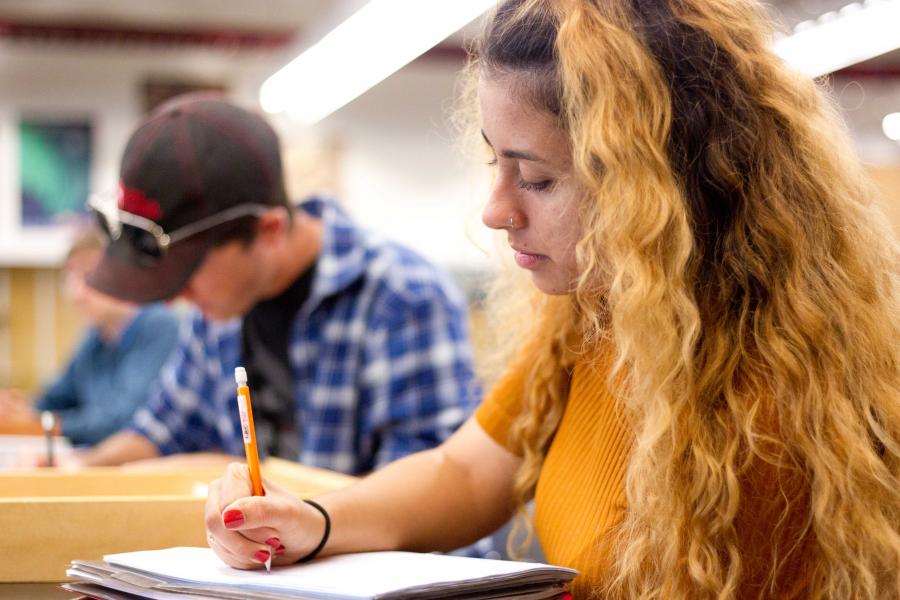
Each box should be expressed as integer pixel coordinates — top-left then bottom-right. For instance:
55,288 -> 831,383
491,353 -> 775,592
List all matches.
0,583 -> 74,599
0,458 -> 355,583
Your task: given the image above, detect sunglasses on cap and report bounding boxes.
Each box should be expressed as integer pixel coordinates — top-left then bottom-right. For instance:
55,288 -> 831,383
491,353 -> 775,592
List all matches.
88,193 -> 273,265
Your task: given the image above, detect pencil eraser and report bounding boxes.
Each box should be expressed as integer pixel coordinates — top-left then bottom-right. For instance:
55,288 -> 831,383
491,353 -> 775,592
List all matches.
40,410 -> 55,433
235,366 -> 248,385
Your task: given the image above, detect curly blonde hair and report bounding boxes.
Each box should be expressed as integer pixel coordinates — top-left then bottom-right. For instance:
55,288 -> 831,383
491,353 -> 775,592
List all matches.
470,1 -> 900,598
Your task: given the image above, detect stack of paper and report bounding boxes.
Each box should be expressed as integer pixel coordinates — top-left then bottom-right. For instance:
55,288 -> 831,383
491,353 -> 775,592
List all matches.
65,547 -> 577,600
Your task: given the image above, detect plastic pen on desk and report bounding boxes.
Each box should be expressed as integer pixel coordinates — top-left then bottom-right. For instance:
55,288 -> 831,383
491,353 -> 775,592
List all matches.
234,366 -> 270,572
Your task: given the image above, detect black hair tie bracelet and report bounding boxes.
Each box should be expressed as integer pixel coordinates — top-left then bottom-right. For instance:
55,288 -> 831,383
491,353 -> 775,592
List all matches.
297,499 -> 331,563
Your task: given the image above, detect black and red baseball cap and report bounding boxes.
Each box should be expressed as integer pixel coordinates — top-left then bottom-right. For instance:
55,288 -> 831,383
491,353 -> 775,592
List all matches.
86,93 -> 289,303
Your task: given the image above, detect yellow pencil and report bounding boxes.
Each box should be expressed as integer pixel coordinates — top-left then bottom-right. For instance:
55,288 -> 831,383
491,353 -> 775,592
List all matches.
234,366 -> 269,571
235,366 -> 264,496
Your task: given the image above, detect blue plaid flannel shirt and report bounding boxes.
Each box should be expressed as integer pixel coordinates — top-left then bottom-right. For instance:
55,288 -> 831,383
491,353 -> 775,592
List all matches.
129,197 -> 480,475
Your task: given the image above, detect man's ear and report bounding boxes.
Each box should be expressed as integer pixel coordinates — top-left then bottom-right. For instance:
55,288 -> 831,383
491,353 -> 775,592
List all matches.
255,206 -> 289,242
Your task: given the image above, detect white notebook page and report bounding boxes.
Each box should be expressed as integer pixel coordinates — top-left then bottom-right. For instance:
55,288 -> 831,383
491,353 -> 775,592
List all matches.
104,547 -> 575,599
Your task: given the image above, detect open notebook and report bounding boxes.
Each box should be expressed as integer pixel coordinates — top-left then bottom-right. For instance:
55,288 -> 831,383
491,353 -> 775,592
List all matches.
65,546 -> 577,600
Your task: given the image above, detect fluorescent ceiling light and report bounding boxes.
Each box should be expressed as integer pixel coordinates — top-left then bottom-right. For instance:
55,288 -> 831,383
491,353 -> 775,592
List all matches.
883,112 -> 900,141
261,0 -> 495,124
774,0 -> 900,77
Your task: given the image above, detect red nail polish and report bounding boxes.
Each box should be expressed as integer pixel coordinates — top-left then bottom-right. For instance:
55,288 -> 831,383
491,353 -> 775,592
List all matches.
265,537 -> 281,548
275,545 -> 285,555
254,549 -> 270,563
223,509 -> 244,528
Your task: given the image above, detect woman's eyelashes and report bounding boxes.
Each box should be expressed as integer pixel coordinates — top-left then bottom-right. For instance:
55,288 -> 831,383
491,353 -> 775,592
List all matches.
485,156 -> 554,192
518,178 -> 553,192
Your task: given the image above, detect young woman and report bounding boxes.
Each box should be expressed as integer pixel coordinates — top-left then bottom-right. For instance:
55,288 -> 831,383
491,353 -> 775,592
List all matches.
205,1 -> 900,597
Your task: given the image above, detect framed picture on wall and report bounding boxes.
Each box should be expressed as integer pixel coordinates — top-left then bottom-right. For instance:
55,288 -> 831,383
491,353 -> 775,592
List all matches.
0,114 -> 93,266
142,78 -> 227,114
18,118 -> 92,226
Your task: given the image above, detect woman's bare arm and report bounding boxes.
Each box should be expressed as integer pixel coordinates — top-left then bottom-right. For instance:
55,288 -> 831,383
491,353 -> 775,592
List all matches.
205,418 -> 521,568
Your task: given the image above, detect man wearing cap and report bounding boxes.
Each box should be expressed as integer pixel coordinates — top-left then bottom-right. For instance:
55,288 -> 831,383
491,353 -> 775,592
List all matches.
77,94 -> 480,477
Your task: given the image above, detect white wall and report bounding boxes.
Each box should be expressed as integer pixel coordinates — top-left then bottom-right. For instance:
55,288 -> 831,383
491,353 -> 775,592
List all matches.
832,76 -> 900,166
300,58 -> 495,273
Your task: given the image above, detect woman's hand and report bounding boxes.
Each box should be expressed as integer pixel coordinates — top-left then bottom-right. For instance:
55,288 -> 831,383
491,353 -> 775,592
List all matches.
204,463 -> 328,569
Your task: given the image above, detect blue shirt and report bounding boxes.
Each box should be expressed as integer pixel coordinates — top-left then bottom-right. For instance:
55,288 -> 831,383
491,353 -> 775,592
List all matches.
129,198 -> 480,474
37,304 -> 180,446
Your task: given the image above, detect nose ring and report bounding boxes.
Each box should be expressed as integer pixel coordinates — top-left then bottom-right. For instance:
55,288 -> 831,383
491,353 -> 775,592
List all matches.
508,216 -> 514,228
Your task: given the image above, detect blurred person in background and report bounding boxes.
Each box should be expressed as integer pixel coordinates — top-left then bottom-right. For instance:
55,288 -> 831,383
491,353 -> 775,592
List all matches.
0,228 -> 179,447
